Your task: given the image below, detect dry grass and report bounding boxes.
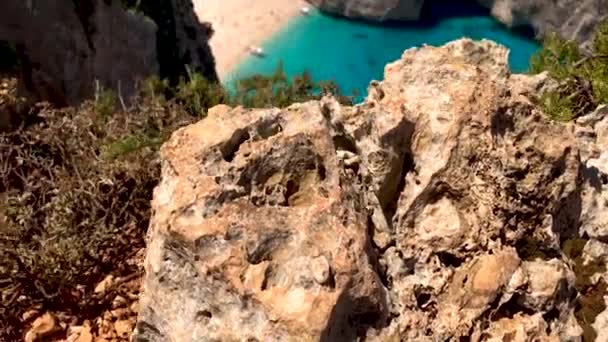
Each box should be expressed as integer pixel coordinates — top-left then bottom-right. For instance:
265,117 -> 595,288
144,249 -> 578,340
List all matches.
0,88 -> 202,340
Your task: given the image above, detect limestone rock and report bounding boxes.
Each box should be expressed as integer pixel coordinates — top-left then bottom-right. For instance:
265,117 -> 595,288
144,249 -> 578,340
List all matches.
25,312 -> 60,342
136,102 -> 391,341
478,0 -> 608,50
94,275 -> 114,294
137,39 -> 607,340
594,308 -> 608,342
306,0 -> 424,21
576,105 -> 608,241
66,325 -> 94,342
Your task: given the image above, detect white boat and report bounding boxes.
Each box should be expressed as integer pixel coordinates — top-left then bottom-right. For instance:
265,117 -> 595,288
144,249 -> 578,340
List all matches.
300,6 -> 311,15
248,46 -> 266,57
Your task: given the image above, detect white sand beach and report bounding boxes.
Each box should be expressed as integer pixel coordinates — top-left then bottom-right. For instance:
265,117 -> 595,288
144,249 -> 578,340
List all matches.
193,0 -> 310,79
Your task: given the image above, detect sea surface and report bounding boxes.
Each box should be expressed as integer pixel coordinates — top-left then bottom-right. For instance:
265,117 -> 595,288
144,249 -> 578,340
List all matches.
224,1 -> 540,101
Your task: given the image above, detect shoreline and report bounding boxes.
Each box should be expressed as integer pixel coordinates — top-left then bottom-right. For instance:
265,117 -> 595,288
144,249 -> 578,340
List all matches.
193,0 -> 310,80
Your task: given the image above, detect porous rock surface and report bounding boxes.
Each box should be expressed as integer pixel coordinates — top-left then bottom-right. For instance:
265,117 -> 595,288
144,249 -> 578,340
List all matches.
136,39 -> 608,341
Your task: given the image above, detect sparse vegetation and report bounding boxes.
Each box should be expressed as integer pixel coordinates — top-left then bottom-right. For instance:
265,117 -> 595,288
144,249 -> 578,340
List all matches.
230,62 -> 353,108
0,64 -> 348,340
95,88 -> 118,120
530,19 -> 608,121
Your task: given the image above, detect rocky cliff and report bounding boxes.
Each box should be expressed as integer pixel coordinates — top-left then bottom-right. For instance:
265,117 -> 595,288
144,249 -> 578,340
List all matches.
480,0 -> 608,50
0,0 -> 216,106
135,39 -> 608,341
307,0 -> 608,48
306,0 -> 425,21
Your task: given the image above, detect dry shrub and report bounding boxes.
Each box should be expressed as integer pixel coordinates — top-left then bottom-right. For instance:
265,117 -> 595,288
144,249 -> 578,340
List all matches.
0,90 -> 201,340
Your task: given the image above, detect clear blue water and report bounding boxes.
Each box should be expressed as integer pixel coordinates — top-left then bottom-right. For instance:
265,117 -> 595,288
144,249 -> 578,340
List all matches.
224,2 -> 540,101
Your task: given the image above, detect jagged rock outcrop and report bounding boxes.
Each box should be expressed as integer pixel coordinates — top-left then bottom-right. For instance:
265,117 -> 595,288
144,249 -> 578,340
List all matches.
136,39 -> 608,341
307,0 -> 608,48
306,0 -> 425,21
0,0 -> 216,106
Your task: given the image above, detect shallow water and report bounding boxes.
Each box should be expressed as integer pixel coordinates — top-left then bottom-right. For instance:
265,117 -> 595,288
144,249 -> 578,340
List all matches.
224,2 -> 540,101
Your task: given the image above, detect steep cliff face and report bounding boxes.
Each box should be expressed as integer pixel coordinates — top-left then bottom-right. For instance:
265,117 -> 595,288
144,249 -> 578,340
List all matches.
0,0 -> 157,105
479,0 -> 608,50
306,0 -> 425,21
136,39 -> 608,341
128,0 -> 218,85
0,0 -> 216,106
307,0 -> 608,48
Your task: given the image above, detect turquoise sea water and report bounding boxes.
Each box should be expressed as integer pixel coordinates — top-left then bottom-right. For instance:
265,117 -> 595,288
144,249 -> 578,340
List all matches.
224,2 -> 540,101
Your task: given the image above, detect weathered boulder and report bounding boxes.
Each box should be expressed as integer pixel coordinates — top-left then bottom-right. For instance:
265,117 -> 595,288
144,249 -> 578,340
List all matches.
137,39 -> 608,340
136,102 -> 392,341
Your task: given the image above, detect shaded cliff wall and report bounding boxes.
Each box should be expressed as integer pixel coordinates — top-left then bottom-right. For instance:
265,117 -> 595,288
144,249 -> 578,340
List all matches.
120,0 -> 218,85
478,0 -> 608,50
0,0 -> 157,105
0,0 -> 217,106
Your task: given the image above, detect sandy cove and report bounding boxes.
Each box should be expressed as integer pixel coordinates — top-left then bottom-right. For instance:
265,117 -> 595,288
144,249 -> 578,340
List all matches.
193,0 -> 310,79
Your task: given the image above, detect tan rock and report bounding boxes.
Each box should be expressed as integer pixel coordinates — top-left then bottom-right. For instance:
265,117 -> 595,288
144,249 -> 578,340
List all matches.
137,99 -> 389,341
66,325 -> 93,342
112,295 -> 127,308
480,313 -> 558,342
110,308 -> 130,319
114,319 -> 133,338
136,39 -> 600,341
94,275 -> 114,294
25,312 -> 60,342
22,309 -> 40,322
130,301 -> 139,314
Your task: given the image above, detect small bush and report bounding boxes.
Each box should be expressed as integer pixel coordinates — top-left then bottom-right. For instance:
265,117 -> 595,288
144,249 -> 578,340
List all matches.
231,62 -> 354,108
174,66 -> 229,115
530,19 -> 608,121
95,88 -> 117,120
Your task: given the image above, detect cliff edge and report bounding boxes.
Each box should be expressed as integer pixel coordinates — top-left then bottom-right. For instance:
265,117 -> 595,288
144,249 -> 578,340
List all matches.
135,39 -> 608,341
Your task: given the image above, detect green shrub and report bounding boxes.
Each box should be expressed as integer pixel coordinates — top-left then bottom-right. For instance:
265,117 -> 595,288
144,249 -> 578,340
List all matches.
95,88 -> 117,120
530,20 -> 608,121
231,62 -> 353,108
175,66 -> 229,115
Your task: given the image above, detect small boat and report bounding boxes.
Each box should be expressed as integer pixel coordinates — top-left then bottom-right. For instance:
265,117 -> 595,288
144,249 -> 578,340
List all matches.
248,45 -> 266,57
300,6 -> 311,15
